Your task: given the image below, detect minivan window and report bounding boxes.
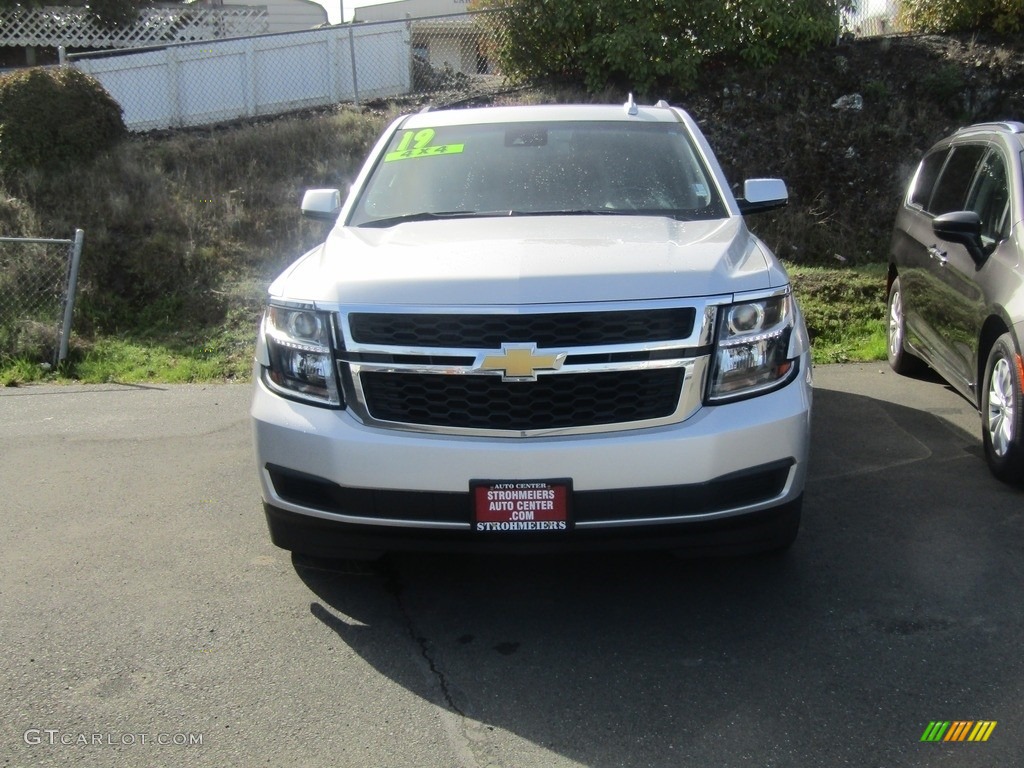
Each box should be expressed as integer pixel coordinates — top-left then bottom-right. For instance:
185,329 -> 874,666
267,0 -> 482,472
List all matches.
929,144 -> 986,215
909,149 -> 947,209
967,149 -> 1010,246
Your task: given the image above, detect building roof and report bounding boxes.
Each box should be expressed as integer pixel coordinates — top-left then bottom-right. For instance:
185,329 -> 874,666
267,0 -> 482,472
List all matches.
352,0 -> 471,22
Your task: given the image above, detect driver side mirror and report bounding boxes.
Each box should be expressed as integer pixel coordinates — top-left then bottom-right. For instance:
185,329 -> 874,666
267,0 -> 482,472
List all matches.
932,211 -> 987,265
301,188 -> 342,222
737,178 -> 788,215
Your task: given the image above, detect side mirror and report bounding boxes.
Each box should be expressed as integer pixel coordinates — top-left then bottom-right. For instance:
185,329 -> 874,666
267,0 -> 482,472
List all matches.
301,188 -> 342,222
932,211 -> 986,264
737,178 -> 788,215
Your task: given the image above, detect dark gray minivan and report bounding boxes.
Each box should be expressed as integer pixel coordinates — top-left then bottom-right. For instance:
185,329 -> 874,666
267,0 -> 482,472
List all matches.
888,121 -> 1024,484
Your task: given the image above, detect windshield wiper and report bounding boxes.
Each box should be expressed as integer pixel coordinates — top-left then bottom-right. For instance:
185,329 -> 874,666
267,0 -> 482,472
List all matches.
356,209 -> 592,227
357,211 -> 480,228
358,208 -> 701,228
506,209 -> 700,220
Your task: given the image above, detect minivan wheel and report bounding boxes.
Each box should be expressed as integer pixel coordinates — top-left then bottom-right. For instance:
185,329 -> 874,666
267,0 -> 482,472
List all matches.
981,333 -> 1024,485
887,276 -> 925,376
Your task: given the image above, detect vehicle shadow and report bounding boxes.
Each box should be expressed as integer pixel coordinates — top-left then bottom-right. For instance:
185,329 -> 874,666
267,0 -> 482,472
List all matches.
291,386 -> 1023,767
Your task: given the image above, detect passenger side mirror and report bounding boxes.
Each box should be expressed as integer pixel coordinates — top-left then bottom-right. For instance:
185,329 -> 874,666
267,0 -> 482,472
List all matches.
737,178 -> 788,215
932,211 -> 987,265
301,188 -> 342,222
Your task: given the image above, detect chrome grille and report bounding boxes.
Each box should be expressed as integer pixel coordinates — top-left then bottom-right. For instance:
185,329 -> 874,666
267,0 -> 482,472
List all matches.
337,301 -> 715,436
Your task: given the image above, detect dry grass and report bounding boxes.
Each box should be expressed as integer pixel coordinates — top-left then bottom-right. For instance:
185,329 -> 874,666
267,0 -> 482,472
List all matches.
2,106 -> 389,336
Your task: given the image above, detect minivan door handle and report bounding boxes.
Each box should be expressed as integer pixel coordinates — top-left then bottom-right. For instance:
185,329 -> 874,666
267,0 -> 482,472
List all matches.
928,245 -> 949,265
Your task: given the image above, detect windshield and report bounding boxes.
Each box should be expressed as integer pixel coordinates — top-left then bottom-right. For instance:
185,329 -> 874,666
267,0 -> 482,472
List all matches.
348,120 -> 727,227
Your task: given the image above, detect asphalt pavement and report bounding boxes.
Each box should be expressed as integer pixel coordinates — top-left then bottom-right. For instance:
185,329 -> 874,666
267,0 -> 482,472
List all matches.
1,363 -> 1021,767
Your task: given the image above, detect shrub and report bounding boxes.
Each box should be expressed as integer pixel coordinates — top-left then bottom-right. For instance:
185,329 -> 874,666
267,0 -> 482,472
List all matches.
476,0 -> 842,96
900,0 -> 1023,34
0,67 -> 126,176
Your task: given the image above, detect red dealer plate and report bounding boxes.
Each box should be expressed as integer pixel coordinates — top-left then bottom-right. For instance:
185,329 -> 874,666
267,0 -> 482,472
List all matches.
472,480 -> 571,533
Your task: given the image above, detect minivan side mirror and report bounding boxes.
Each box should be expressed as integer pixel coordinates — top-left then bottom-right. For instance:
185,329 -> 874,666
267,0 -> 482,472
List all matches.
301,188 -> 342,222
932,211 -> 986,264
737,178 -> 788,215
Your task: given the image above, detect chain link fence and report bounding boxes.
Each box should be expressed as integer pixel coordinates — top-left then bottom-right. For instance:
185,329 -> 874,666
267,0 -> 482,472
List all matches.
842,0 -> 905,37
66,11 -> 514,132
0,231 -> 84,367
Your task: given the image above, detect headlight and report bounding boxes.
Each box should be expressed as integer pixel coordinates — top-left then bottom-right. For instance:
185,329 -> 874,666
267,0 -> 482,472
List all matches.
707,289 -> 804,403
261,303 -> 342,407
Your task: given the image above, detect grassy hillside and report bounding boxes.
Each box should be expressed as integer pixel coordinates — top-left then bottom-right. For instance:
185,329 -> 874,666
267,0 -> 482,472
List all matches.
1,32 -> 1022,385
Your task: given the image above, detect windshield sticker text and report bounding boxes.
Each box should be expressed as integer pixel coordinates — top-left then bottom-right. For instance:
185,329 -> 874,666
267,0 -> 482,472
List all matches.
385,128 -> 465,162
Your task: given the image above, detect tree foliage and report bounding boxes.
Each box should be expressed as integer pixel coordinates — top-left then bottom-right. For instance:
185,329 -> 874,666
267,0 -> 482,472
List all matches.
0,0 -> 140,29
900,0 -> 1023,34
84,0 -> 140,30
476,0 -> 844,96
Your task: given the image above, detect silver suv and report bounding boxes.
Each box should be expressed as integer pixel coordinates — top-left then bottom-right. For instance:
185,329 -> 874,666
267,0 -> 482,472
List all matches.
251,99 -> 813,557
888,121 -> 1024,484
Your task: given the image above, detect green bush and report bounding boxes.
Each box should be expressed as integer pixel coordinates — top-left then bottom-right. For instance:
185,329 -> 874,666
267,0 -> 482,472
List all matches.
0,67 -> 126,176
477,0 -> 842,95
900,0 -> 1023,34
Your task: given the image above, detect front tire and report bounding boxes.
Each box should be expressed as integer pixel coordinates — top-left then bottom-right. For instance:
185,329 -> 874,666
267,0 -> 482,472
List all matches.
981,333 -> 1024,485
887,275 -> 925,376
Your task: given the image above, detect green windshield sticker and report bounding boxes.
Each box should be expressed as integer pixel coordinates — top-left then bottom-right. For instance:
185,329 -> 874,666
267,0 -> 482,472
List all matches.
385,145 -> 465,161
384,128 -> 464,162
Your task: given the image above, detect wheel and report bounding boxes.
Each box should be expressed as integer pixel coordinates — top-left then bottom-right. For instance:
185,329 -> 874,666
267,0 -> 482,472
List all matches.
981,333 -> 1024,485
887,275 -> 926,376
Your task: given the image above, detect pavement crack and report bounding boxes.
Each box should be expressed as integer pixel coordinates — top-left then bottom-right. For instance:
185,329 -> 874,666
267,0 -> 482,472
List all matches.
414,632 -> 465,716
383,561 -> 466,717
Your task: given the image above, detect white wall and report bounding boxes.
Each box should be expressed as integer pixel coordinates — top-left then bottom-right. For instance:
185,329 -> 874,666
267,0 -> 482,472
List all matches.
71,22 -> 410,131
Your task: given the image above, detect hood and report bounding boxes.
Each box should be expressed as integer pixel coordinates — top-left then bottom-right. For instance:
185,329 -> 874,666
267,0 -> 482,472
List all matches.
269,216 -> 785,306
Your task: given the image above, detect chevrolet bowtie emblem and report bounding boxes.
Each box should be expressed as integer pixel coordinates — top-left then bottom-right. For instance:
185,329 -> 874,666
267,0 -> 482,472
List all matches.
479,344 -> 567,381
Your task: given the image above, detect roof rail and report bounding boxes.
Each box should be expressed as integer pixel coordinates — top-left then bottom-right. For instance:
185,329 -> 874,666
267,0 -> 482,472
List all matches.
957,121 -> 1024,135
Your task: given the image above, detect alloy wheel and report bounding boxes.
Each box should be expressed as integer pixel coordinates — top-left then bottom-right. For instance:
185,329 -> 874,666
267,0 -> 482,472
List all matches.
888,288 -> 904,360
987,356 -> 1015,458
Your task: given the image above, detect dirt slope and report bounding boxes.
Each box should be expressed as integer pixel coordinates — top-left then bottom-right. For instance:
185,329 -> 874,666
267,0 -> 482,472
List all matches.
682,34 -> 1024,266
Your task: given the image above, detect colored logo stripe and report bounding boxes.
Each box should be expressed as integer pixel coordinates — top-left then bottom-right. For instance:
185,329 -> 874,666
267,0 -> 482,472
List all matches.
968,721 -> 997,741
920,721 -> 996,742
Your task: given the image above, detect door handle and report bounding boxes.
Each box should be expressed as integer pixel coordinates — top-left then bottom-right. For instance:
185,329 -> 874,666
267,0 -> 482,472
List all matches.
928,245 -> 948,266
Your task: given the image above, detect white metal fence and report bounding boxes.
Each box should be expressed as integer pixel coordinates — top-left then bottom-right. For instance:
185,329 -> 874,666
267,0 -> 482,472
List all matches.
0,230 -> 84,366
69,22 -> 410,131
67,13 -> 504,132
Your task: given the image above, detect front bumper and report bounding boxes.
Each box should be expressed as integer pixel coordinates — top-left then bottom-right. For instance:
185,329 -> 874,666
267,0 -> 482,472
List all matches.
251,355 -> 812,554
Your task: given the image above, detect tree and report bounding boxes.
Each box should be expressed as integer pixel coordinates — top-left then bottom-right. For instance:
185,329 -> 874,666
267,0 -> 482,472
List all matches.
84,0 -> 140,30
0,0 -> 141,29
900,0 -> 1023,34
476,0 -> 844,96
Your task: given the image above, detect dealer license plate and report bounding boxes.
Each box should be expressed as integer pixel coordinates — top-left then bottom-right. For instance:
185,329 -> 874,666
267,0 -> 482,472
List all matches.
472,480 -> 571,533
